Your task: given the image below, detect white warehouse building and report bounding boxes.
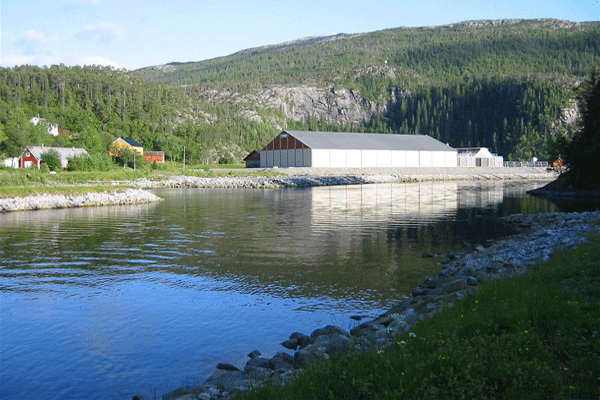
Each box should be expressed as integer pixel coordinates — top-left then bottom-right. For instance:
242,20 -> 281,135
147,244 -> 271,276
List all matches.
260,131 -> 458,168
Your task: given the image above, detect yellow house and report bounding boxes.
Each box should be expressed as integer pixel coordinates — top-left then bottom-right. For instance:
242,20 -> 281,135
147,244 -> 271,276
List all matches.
110,137 -> 144,156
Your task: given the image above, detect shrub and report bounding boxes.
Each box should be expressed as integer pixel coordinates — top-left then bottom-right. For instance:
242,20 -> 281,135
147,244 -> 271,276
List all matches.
218,155 -> 235,165
67,154 -> 93,171
67,153 -> 113,172
150,161 -> 167,170
41,149 -> 62,172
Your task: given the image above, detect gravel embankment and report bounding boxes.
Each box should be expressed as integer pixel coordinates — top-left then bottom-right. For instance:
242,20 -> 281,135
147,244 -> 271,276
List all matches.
0,167 -> 555,213
0,188 -> 162,212
132,167 -> 556,189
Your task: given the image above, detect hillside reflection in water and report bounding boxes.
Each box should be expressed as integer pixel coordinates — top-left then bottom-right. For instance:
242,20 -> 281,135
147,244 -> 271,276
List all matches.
0,180 -> 557,400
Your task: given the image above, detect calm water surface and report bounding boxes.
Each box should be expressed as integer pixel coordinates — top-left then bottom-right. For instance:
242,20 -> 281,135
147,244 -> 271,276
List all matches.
0,180 -> 567,399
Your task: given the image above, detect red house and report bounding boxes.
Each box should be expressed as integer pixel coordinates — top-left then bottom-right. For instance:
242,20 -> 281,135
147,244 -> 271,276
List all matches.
19,146 -> 89,170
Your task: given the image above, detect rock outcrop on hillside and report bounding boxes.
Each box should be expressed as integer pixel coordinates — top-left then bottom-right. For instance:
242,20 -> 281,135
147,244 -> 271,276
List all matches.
203,85 -> 387,127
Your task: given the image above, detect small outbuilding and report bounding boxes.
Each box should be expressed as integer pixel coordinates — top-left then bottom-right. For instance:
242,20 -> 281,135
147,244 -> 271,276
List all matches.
19,145 -> 89,170
243,150 -> 261,168
457,147 -> 503,167
259,131 -> 457,168
143,151 -> 165,163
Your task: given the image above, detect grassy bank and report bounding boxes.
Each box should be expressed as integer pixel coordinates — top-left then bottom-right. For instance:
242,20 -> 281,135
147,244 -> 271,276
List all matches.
0,163 -> 281,198
238,234 -> 600,400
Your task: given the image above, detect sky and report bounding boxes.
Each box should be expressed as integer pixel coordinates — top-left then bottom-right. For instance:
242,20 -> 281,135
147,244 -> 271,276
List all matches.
1,0 -> 598,71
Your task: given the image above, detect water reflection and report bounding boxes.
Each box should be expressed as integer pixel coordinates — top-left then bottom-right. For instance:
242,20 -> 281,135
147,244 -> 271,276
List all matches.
0,180 -> 560,400
309,180 -> 505,230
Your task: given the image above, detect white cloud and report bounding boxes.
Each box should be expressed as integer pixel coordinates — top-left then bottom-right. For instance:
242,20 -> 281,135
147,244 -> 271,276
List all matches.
75,23 -> 123,43
1,54 -> 59,68
79,56 -> 127,69
14,30 -> 49,55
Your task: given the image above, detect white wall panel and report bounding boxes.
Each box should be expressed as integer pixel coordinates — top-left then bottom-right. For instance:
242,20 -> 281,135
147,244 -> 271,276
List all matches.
361,150 -> 377,167
312,149 -> 330,167
420,151 -> 432,167
376,150 -> 392,167
431,152 -> 445,167
330,149 -> 347,167
391,150 -> 406,167
346,150 -> 362,167
406,151 -> 419,167
447,152 -> 458,167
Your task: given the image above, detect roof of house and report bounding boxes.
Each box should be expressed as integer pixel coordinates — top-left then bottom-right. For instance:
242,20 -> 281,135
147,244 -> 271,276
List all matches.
120,137 -> 143,147
25,146 -> 89,160
282,131 -> 455,152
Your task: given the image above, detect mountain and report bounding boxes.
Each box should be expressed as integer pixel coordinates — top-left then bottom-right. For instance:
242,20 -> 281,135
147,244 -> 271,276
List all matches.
2,19 -> 599,164
131,18 -> 600,161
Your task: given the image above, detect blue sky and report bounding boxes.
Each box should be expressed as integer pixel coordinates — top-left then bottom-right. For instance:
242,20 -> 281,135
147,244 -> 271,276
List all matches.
1,0 -> 598,71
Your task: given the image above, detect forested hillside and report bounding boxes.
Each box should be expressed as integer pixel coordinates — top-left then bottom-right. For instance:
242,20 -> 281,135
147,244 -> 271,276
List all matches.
0,65 -> 274,163
2,19 -> 599,164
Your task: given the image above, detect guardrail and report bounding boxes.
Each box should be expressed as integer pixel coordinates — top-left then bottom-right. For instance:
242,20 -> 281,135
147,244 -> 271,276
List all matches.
503,161 -> 550,168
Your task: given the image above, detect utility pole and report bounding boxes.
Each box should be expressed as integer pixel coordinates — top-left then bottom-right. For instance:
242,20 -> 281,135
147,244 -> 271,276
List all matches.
183,145 -> 186,170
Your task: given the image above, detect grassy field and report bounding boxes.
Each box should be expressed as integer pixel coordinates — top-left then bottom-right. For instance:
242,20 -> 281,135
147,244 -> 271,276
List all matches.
0,163 -> 281,198
237,233 -> 600,400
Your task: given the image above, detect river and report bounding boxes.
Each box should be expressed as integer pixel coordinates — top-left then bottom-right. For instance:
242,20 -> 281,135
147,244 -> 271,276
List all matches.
0,180 -> 563,399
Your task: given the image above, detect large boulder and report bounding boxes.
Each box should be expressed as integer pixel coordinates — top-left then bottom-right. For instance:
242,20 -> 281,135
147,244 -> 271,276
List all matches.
294,333 -> 352,366
309,325 -> 350,339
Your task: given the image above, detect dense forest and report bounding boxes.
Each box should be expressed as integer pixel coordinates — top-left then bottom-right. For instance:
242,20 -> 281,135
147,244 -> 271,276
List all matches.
0,65 -> 276,163
1,19 -> 599,164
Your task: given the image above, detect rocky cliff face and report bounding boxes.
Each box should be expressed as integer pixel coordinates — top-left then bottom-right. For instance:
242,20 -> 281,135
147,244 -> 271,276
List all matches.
266,85 -> 384,125
203,85 -> 388,128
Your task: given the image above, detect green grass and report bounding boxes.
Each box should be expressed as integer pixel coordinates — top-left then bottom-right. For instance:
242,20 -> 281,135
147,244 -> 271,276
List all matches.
237,234 -> 600,400
0,165 -> 283,198
0,185 -> 136,198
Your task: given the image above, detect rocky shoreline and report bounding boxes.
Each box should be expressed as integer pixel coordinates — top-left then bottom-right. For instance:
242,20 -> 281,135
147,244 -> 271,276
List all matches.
131,166 -> 555,189
0,188 -> 162,212
151,209 -> 600,400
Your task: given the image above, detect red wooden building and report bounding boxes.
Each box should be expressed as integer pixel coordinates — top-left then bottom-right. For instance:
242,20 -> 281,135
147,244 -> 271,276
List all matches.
143,151 -> 165,163
19,146 -> 89,170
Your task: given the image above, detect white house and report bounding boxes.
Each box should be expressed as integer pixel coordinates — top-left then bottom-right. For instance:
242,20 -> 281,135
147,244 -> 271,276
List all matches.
259,131 -> 458,168
29,116 -> 59,136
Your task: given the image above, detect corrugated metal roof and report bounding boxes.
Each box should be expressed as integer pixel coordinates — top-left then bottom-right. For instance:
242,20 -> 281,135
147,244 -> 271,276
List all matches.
283,131 -> 455,152
27,146 -> 89,160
